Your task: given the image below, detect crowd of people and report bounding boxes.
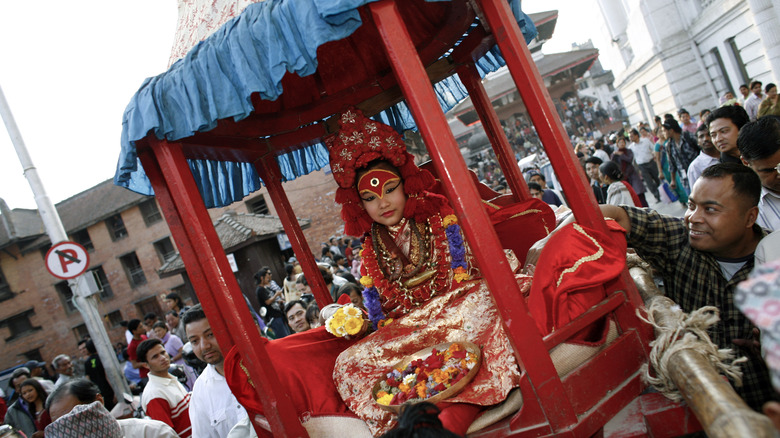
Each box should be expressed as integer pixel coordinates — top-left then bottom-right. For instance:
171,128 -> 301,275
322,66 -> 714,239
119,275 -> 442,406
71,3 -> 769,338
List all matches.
2,87 -> 779,436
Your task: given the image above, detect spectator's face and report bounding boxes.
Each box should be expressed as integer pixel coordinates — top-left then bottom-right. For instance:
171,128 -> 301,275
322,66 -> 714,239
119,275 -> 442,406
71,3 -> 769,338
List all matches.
78,343 -> 88,357
529,175 -> 545,188
743,149 -> 780,194
709,118 -> 739,156
165,313 -> 179,329
163,298 -> 177,310
359,173 -> 406,227
11,375 -> 28,391
696,129 -> 715,153
153,326 -> 167,339
740,86 -> 749,97
144,318 -> 155,328
286,303 -> 310,333
187,318 -> 223,366
629,132 -> 639,142
752,83 -> 763,96
679,113 -> 691,124
144,344 -> 171,374
684,177 -> 757,257
585,163 -> 600,181
349,290 -> 364,309
529,188 -> 543,200
768,86 -> 777,99
56,358 -> 74,376
20,385 -> 39,404
134,323 -> 148,336
296,283 -> 311,295
724,92 -> 735,100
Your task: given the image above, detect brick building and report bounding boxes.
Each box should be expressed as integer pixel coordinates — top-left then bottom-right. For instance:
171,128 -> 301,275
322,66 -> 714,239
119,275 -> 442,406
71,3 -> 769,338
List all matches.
0,168 -> 346,374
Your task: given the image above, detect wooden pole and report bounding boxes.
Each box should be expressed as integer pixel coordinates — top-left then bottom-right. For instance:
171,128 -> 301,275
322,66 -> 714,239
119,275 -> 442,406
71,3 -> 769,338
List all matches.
648,296 -> 775,438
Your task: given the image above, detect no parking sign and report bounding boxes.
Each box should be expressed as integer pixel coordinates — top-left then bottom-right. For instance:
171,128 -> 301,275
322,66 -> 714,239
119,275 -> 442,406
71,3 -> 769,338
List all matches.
45,241 -> 90,280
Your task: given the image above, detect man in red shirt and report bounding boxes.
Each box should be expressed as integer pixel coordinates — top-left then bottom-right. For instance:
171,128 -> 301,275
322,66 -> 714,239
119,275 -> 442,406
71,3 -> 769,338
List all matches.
137,338 -> 192,437
126,319 -> 149,382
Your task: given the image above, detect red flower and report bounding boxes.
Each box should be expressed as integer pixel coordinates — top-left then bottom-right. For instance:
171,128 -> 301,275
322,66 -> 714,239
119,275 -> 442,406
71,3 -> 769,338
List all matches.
452,349 -> 467,359
434,383 -> 447,392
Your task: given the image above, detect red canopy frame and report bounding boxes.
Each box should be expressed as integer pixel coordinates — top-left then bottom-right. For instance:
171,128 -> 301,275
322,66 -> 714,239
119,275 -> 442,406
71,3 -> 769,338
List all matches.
134,1 -> 669,436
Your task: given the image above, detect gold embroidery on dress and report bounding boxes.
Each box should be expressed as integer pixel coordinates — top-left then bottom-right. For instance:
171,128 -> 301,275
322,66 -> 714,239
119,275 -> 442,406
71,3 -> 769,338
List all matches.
556,223 -> 605,287
509,209 -> 542,219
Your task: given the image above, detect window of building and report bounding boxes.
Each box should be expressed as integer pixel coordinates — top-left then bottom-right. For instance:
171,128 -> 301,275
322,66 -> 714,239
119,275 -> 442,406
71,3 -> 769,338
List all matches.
22,348 -> 43,362
726,37 -> 749,86
71,229 -> 94,252
0,266 -> 13,302
641,85 -> 655,120
134,296 -> 163,322
246,195 -> 269,215
139,199 -> 163,226
72,324 -> 89,342
90,266 -> 113,299
710,47 -> 734,95
0,310 -> 42,342
55,281 -> 77,313
106,214 -> 128,241
119,252 -> 146,287
153,237 -> 177,264
105,310 -> 123,328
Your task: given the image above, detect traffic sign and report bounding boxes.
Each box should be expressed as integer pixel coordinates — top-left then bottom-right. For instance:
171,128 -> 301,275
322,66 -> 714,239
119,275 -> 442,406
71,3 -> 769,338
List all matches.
45,241 -> 90,280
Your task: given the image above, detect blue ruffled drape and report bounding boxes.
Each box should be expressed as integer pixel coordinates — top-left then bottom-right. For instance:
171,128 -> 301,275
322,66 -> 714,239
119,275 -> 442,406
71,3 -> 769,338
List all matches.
115,0 -> 537,208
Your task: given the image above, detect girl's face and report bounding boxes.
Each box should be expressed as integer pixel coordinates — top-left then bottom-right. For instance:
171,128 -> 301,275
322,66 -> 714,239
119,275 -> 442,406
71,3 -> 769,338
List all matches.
21,385 -> 38,404
768,86 -> 777,98
617,138 -> 627,149
598,170 -> 609,183
358,167 -> 406,227
154,326 -> 167,339
163,298 -> 176,310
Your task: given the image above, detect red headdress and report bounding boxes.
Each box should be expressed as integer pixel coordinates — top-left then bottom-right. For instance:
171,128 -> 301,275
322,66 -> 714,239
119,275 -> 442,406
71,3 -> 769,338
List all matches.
326,108 -> 446,236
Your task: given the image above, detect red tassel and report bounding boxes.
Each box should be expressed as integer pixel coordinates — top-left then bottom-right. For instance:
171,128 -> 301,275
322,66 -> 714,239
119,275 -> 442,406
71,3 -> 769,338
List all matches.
335,187 -> 359,205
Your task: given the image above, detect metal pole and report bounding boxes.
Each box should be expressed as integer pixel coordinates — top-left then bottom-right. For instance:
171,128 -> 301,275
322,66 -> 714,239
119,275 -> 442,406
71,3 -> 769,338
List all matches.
0,84 -> 130,402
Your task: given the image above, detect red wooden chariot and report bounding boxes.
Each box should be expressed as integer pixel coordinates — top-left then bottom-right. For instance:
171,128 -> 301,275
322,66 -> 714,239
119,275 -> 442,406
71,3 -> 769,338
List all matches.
121,0 -> 700,435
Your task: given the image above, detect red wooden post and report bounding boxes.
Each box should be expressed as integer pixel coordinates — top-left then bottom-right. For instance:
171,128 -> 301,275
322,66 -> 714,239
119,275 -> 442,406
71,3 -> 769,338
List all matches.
474,0 -> 645,308
475,0 -> 608,233
457,62 -> 530,201
369,0 -> 578,430
254,155 -> 333,307
142,140 -> 309,437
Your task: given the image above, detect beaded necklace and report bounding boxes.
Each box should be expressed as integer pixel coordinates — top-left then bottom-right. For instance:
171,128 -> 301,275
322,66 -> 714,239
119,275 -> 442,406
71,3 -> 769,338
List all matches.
360,213 -> 469,328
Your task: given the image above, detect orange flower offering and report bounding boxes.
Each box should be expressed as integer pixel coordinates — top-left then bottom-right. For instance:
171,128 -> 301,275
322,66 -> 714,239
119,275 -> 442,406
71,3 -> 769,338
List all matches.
375,343 -> 478,406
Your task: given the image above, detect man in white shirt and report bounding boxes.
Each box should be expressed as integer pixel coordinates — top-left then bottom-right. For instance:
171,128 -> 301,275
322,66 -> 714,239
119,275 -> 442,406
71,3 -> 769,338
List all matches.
687,124 -> 721,188
629,128 -> 661,202
184,304 -> 248,438
52,355 -> 76,388
738,116 -> 780,231
745,80 -> 766,122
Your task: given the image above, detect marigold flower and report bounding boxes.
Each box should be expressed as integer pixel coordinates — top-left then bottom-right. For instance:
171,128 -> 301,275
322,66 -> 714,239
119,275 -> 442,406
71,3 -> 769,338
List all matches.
344,317 -> 363,335
359,276 -> 374,287
442,214 -> 458,227
376,393 -> 394,405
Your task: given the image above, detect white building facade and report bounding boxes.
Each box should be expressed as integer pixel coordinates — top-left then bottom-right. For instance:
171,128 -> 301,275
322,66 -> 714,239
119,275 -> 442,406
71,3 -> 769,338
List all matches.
597,0 -> 780,124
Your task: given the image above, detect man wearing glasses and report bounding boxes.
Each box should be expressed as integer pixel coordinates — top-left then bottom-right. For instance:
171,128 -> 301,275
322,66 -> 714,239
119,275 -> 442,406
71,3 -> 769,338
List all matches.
738,116 -> 780,232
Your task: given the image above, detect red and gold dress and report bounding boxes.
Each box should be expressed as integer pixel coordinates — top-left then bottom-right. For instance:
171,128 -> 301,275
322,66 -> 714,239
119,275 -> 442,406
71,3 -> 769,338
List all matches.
333,213 -> 531,435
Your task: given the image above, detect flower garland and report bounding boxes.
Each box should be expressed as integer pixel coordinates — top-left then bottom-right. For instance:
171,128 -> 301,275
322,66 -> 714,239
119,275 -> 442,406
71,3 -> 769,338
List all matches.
443,215 -> 469,283
360,213 -> 469,329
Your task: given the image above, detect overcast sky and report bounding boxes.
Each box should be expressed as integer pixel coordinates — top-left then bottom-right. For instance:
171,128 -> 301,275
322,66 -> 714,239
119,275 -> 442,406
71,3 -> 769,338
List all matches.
0,0 -> 613,211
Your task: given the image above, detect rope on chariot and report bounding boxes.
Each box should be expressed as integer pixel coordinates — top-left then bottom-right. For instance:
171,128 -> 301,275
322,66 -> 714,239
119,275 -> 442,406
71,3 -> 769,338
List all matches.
636,300 -> 747,402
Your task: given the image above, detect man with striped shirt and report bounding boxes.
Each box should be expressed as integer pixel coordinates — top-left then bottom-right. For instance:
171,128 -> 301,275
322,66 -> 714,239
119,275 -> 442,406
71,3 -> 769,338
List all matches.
138,338 -> 192,437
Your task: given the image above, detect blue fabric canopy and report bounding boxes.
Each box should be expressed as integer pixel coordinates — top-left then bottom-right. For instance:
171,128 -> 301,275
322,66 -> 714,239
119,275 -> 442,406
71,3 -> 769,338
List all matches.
115,0 -> 537,208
